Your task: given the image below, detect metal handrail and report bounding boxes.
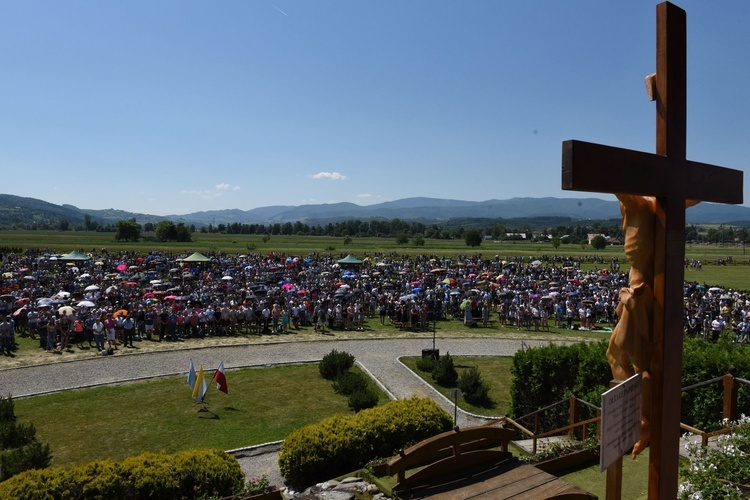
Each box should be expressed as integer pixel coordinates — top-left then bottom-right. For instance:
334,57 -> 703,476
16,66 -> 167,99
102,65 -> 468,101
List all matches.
516,396 -> 600,423
681,376 -> 724,392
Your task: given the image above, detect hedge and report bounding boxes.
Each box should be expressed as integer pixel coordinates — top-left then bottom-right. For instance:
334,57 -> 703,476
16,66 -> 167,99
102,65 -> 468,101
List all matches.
509,338 -> 750,434
682,338 -> 750,431
278,397 -> 452,487
0,448 -> 243,500
510,341 -> 609,432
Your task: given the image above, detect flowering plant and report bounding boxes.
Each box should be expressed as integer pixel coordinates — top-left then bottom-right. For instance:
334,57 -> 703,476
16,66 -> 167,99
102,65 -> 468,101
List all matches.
244,475 -> 273,495
520,436 -> 600,464
679,415 -> 750,499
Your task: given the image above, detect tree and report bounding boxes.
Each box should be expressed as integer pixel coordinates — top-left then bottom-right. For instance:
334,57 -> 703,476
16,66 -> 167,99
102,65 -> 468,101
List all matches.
551,236 -> 561,249
590,234 -> 607,250
465,229 -> 483,247
395,233 -> 409,245
412,235 -> 425,247
155,221 -> 177,241
343,236 -> 353,245
174,223 -> 192,242
0,395 -> 52,481
115,220 -> 141,242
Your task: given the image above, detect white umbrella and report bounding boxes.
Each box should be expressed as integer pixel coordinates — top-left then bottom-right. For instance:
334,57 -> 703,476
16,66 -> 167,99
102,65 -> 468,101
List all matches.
221,276 -> 234,281
85,285 -> 100,292
77,300 -> 96,308
55,291 -> 71,299
58,305 -> 75,316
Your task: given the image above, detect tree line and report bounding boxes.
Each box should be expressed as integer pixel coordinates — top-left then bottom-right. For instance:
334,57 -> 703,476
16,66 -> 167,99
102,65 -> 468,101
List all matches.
6,215 -> 747,247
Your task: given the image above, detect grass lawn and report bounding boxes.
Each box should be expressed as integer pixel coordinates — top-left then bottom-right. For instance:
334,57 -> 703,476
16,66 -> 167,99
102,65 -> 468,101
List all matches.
14,363 -> 389,467
561,450 -> 651,500
400,355 -> 515,417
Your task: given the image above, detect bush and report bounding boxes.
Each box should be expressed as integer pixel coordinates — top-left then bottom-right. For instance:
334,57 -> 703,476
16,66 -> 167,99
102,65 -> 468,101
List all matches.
0,395 -> 52,482
508,338 -> 750,435
458,366 -> 491,406
681,338 -> 750,431
333,371 -> 369,396
0,441 -> 52,483
278,397 -> 452,488
416,356 -> 437,372
432,351 -> 458,387
319,349 -> 355,380
0,448 -> 244,499
348,388 -> 379,412
509,341 -> 608,433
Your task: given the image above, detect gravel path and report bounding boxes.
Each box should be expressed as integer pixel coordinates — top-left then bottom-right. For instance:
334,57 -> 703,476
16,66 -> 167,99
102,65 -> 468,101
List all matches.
0,337 -> 549,488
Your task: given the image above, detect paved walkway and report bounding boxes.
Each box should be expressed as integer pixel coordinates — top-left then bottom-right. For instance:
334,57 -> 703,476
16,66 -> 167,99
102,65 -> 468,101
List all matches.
1,337 -> 547,488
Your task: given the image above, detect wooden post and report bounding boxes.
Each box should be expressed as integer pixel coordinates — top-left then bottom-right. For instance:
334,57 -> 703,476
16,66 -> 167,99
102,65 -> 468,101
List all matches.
723,373 -> 738,423
561,3 -> 743,497
569,395 -> 579,439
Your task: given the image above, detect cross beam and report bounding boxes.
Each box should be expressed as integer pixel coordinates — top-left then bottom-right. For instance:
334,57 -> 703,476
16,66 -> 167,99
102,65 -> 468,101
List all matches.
561,3 -> 743,498
563,140 -> 742,204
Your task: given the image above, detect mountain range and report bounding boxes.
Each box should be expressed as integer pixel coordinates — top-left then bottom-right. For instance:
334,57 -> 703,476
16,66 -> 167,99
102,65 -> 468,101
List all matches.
1,193 -> 750,228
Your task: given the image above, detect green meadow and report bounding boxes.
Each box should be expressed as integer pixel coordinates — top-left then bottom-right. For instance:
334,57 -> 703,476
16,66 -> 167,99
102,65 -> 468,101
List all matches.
14,363 -> 389,467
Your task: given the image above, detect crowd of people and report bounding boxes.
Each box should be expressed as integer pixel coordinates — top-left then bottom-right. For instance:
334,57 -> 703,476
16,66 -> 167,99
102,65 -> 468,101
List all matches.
0,248 -> 746,356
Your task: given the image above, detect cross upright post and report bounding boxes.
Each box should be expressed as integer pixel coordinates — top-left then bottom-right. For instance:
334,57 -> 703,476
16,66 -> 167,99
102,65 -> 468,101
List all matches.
561,2 -> 743,498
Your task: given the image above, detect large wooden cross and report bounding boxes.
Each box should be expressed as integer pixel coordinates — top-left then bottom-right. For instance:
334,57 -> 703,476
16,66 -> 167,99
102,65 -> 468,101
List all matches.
561,2 -> 743,498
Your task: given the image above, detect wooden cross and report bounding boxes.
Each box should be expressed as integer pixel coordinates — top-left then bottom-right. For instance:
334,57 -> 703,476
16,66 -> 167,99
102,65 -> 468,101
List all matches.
561,2 -> 743,498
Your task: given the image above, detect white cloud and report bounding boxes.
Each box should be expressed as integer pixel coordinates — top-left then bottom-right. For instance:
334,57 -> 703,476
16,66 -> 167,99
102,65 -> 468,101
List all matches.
216,183 -> 231,190
310,171 -> 347,181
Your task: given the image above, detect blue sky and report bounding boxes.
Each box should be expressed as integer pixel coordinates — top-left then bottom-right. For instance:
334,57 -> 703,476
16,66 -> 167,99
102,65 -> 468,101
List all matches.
1,1 -> 748,216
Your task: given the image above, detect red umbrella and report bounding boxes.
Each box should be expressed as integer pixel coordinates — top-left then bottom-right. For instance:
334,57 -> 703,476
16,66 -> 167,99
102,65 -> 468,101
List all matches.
116,264 -> 127,272
142,292 -> 155,299
164,295 -> 177,301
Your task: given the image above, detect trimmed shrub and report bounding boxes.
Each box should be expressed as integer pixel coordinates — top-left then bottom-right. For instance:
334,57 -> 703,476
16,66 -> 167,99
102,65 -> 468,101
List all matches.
509,341 -> 608,432
348,388 -> 379,412
508,338 -> 750,435
682,338 -> 750,431
432,351 -> 458,387
458,366 -> 491,406
319,349 -> 355,380
0,448 -> 244,499
333,371 -> 369,396
278,397 -> 452,487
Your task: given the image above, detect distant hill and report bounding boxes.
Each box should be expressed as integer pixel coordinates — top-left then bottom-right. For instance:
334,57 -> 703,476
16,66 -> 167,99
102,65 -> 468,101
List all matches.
0,194 -> 166,228
170,197 -> 750,226
1,193 -> 750,228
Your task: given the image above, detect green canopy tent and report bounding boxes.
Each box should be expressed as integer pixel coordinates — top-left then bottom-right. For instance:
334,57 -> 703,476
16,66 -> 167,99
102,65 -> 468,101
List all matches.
337,254 -> 363,266
181,252 -> 212,263
58,250 -> 92,262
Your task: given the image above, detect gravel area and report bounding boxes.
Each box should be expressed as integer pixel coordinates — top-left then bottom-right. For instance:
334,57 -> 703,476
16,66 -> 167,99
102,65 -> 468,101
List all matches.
0,337 -> 548,489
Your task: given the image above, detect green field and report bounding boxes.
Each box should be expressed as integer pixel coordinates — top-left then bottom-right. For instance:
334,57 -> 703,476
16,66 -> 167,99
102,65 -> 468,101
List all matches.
401,355 -> 515,417
13,363 -> 389,467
